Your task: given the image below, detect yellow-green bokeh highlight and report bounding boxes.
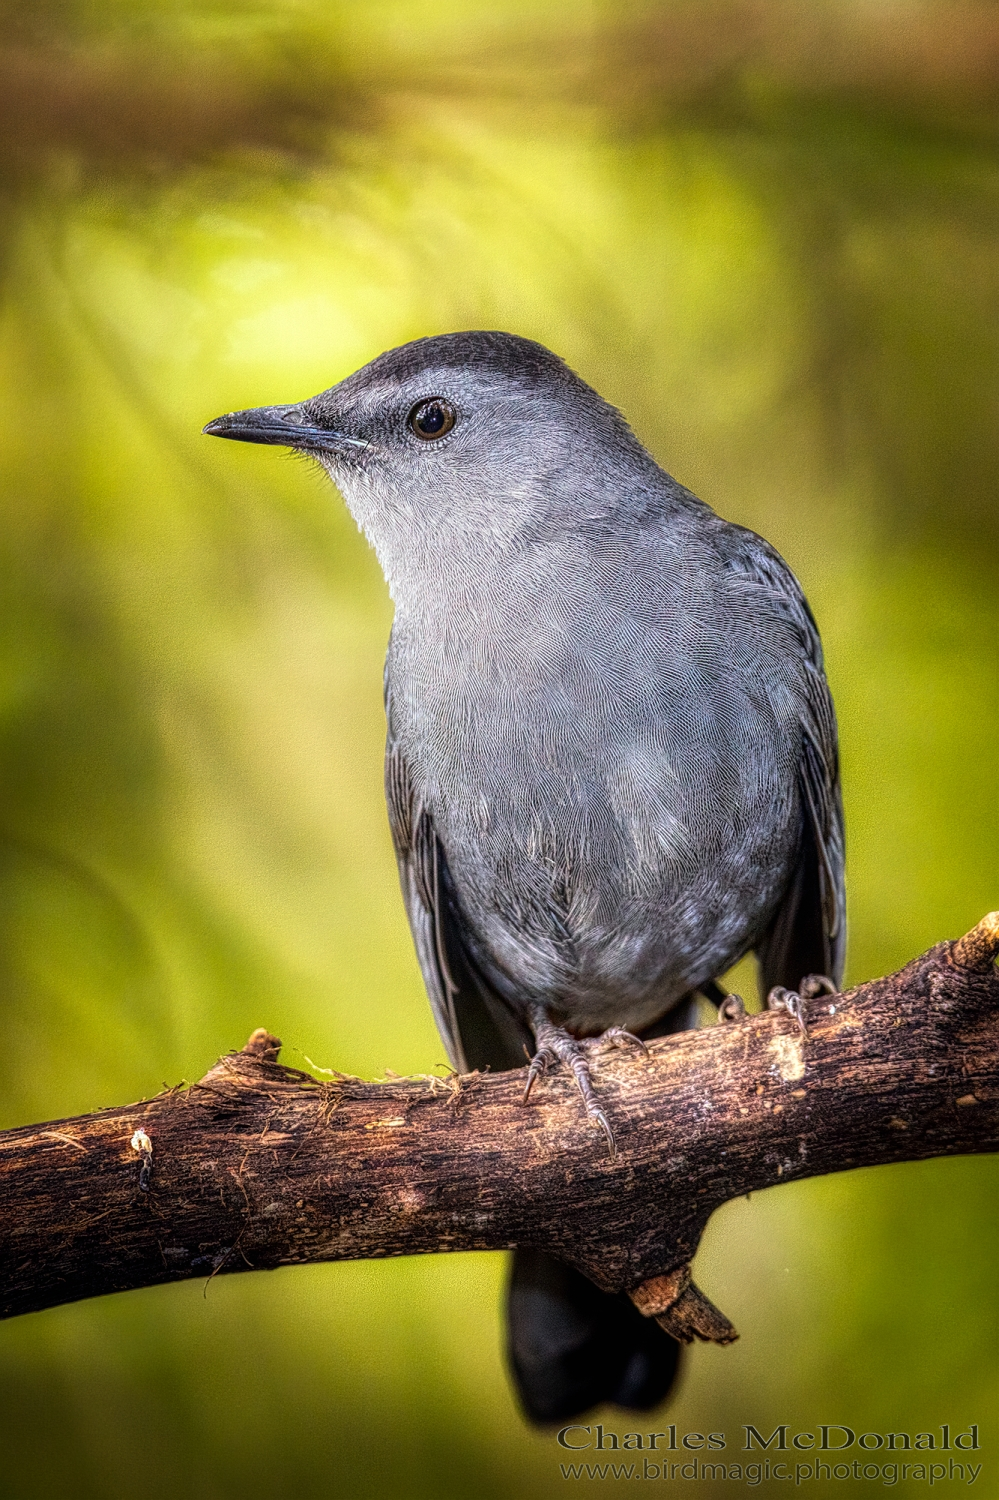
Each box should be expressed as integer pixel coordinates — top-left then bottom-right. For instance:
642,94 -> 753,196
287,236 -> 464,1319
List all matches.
0,18 -> 996,1499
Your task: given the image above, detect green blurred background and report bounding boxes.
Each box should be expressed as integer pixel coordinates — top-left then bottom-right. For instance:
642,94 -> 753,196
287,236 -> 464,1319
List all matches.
0,1 -> 996,1496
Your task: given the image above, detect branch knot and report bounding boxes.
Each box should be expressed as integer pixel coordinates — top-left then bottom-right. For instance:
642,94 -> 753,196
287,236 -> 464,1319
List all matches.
951,912 -> 999,972
629,1266 -> 739,1346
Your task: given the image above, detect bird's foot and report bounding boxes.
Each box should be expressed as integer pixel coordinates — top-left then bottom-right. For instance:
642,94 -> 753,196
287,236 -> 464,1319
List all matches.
799,973 -> 837,999
585,1024 -> 650,1056
766,985 -> 809,1037
718,993 -> 747,1022
522,1009 -> 647,1159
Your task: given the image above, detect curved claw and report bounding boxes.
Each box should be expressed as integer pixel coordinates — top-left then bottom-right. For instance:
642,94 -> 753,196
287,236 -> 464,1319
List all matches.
589,1104 -> 616,1159
799,973 -> 837,999
605,1026 -> 646,1052
565,1052 -> 618,1158
522,1048 -> 554,1104
766,985 -> 809,1038
719,993 -> 747,1022
591,1026 -> 649,1057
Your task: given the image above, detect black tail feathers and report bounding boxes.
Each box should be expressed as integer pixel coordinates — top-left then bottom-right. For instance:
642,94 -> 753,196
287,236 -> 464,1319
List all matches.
506,1248 -> 682,1425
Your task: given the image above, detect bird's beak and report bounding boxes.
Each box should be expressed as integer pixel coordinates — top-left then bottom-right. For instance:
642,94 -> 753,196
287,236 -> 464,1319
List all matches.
202,403 -> 368,453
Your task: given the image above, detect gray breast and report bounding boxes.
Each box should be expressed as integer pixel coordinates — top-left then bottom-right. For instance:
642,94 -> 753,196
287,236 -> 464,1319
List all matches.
386,528 -> 805,1033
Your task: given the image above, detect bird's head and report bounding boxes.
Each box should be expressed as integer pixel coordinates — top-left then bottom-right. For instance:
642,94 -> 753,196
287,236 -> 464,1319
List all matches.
204,331 -> 652,599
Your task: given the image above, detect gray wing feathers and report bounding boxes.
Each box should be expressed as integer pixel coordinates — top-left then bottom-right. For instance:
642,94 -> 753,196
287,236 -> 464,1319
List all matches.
386,737 -> 467,1070
721,525 -> 846,990
386,727 -> 532,1074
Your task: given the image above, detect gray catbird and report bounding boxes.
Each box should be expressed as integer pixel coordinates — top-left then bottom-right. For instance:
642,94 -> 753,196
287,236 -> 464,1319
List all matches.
205,330 -> 844,1424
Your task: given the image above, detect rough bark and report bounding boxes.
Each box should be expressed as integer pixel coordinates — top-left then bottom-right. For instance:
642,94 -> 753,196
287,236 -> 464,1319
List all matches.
1,914 -> 996,1341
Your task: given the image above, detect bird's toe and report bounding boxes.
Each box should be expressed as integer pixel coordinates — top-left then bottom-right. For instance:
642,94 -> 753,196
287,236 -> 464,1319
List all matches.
523,1008 -> 632,1157
766,985 -> 809,1037
799,973 -> 837,999
588,1026 -> 649,1056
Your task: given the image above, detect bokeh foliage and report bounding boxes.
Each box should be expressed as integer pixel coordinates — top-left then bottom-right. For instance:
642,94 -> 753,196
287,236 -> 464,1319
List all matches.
0,2 -> 996,1496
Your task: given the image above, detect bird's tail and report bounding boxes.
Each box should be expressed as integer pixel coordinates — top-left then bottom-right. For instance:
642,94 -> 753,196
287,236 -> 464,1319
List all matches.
506,1248 -> 681,1423
504,991 -> 707,1424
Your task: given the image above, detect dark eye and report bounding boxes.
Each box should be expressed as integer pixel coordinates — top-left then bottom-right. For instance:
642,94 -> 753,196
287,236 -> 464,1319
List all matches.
408,399 -> 456,441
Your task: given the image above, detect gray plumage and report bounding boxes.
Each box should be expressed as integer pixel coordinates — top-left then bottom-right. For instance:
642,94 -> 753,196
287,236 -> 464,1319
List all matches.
205,328 -> 845,1422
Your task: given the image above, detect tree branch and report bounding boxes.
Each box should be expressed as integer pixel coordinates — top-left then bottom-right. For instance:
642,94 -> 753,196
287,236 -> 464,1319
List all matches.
1,915 -> 996,1343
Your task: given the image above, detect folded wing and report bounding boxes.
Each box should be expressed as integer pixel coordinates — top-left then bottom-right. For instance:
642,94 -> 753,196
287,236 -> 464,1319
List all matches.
718,524 -> 846,994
